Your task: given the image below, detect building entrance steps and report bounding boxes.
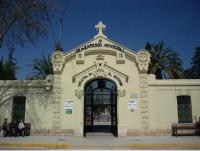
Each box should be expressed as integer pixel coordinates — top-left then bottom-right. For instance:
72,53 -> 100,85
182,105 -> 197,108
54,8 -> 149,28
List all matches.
85,132 -> 114,137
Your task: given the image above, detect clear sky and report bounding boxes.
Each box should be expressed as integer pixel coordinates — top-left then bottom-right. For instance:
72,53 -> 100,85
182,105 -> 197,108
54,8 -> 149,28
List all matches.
0,0 -> 200,80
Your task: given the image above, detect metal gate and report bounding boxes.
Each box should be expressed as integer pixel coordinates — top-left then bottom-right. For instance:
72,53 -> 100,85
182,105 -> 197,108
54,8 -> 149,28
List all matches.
84,79 -> 118,137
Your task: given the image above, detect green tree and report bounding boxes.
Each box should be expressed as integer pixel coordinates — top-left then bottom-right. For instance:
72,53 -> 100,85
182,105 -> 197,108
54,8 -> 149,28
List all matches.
0,48 -> 18,80
184,47 -> 200,79
27,54 -> 53,80
145,41 -> 183,79
184,68 -> 194,79
3,48 -> 17,79
0,0 -> 53,48
0,57 -> 3,78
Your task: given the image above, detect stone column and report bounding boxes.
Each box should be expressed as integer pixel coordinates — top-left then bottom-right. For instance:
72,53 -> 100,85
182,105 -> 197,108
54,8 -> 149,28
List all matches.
51,51 -> 64,131
137,50 -> 151,132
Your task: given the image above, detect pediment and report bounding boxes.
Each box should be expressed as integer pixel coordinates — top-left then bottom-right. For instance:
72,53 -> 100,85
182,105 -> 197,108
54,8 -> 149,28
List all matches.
51,21 -> 151,74
63,36 -> 137,59
72,60 -> 129,88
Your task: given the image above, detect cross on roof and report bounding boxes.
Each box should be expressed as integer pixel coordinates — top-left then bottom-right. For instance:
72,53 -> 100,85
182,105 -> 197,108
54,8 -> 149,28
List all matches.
94,21 -> 107,38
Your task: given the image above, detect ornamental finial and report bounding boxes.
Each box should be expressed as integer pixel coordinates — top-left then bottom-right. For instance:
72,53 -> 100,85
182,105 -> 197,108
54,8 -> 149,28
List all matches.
94,21 -> 107,38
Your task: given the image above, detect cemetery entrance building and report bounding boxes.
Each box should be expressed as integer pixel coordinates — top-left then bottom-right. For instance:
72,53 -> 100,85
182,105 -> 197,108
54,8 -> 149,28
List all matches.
0,21 -> 200,137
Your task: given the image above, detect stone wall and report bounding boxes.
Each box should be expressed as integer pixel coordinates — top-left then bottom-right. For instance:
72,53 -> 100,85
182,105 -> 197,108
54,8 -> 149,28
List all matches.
0,78 -> 53,130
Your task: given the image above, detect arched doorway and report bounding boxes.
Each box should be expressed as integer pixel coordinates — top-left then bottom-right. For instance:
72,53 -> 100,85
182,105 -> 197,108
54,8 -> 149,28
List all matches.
84,79 -> 118,137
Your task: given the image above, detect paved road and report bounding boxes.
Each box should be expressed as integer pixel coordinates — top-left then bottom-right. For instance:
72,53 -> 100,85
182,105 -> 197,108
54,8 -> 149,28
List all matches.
0,133 -> 200,149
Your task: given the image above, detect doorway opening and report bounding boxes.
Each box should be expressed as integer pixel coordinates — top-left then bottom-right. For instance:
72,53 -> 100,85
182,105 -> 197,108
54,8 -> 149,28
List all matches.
84,79 -> 118,137
12,96 -> 26,122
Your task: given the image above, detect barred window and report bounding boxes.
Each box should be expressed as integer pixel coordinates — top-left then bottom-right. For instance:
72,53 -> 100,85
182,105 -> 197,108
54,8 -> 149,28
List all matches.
177,96 -> 192,123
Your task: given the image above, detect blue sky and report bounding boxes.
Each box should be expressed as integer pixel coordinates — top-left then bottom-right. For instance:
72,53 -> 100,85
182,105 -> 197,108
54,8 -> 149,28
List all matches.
0,0 -> 200,80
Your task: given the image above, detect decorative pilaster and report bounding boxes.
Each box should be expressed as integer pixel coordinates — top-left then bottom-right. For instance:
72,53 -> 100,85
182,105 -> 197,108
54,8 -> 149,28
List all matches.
137,50 -> 151,130
139,74 -> 149,129
51,51 -> 64,130
52,74 -> 61,129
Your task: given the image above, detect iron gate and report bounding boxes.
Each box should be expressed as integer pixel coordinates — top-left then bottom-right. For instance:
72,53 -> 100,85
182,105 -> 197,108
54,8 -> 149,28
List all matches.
84,79 -> 118,137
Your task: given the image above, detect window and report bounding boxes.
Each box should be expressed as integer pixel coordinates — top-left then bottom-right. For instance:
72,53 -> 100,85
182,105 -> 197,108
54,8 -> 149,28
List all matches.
12,96 -> 26,122
177,96 -> 192,123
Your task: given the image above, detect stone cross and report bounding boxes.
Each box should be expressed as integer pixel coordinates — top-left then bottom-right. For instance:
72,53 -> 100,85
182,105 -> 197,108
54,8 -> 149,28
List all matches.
94,21 -> 107,38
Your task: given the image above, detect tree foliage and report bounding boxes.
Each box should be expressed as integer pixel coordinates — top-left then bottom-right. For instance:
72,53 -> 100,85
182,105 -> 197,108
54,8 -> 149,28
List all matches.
145,41 -> 183,79
184,47 -> 200,79
0,48 -> 18,80
0,0 -> 52,48
27,54 -> 53,80
0,58 -> 3,78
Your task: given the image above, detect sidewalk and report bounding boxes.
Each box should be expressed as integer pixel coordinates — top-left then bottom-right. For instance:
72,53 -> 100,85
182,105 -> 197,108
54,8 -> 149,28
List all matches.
0,134 -> 200,149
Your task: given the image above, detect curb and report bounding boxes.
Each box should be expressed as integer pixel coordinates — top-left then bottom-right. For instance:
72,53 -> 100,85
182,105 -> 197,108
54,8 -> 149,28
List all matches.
126,143 -> 200,149
0,143 -> 200,149
0,143 -> 71,149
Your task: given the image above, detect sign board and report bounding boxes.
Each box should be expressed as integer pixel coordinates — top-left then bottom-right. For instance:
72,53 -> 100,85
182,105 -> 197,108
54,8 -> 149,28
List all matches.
65,101 -> 73,109
128,99 -> 137,110
65,100 -> 73,114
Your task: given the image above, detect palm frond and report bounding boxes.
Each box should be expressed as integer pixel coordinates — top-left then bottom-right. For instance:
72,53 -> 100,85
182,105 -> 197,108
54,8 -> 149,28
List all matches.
27,54 -> 53,80
145,41 -> 183,79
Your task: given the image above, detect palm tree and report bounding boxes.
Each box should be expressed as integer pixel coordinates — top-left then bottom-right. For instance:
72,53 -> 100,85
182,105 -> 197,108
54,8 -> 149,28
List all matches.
145,41 -> 183,79
27,54 -> 53,80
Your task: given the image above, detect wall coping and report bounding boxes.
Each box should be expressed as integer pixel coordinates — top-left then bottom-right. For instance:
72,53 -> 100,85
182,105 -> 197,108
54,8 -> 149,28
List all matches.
0,80 -> 46,88
148,79 -> 200,86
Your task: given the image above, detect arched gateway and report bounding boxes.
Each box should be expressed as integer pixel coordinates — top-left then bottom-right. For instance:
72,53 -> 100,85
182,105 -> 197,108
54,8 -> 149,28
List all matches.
50,21 -> 152,137
84,79 -> 118,136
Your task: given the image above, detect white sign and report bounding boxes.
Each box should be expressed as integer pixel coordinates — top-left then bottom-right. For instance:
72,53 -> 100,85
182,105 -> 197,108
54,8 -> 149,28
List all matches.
64,101 -> 73,110
128,99 -> 137,110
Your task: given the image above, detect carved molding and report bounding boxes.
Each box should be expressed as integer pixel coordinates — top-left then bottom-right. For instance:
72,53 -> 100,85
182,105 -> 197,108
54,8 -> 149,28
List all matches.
52,52 -> 64,73
137,50 -> 150,71
93,68 -> 108,77
45,74 -> 53,91
96,54 -> 104,60
76,51 -> 84,64
116,51 -> 125,64
72,62 -> 128,87
139,74 -> 148,88
93,59 -> 107,77
118,90 -> 126,97
75,90 -> 84,99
